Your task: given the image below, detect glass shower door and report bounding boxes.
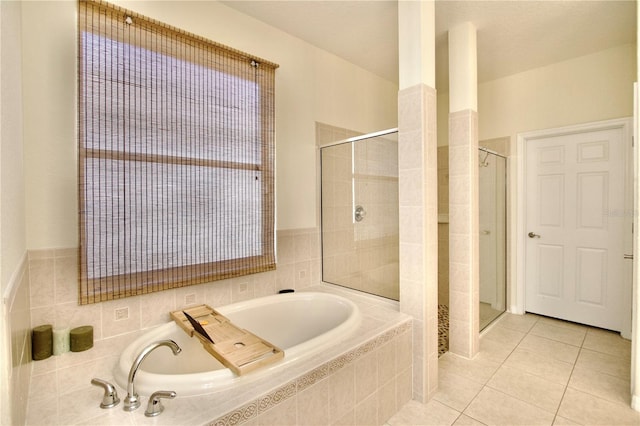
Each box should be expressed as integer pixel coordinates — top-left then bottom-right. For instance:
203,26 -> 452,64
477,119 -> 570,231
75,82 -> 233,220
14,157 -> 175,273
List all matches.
320,130 -> 399,300
479,148 -> 507,329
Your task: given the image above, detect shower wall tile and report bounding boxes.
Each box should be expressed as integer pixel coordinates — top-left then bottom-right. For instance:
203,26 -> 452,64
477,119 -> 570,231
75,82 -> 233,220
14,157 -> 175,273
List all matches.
318,121 -> 399,300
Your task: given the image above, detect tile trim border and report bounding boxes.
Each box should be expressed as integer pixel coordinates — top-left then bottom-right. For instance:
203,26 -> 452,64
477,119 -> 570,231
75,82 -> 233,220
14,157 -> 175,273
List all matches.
209,319 -> 412,426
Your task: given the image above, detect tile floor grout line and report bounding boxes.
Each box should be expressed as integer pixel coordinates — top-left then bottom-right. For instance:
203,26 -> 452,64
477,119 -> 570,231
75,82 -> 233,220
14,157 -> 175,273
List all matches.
398,313 -> 637,426
448,315 -> 534,425
480,316 -> 567,424
551,330 -> 585,425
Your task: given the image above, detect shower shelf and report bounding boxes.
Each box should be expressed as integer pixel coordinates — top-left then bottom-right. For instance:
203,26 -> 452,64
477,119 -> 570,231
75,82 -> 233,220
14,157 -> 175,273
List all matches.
170,304 -> 284,376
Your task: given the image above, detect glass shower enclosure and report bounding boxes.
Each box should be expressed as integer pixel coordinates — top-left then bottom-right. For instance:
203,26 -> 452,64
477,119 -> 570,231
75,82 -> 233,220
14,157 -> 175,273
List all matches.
478,147 -> 507,329
320,129 -> 399,300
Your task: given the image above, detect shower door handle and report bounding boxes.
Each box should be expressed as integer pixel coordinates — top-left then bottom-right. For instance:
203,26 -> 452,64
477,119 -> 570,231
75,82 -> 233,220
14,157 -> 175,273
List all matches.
528,232 -> 541,239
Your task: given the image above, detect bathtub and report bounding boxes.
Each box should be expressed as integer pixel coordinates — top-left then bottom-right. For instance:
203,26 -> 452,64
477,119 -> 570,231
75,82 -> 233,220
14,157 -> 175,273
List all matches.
114,291 -> 361,396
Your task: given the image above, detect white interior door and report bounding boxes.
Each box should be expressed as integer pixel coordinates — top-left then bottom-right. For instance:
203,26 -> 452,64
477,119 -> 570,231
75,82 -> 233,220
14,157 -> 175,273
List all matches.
525,126 -> 628,331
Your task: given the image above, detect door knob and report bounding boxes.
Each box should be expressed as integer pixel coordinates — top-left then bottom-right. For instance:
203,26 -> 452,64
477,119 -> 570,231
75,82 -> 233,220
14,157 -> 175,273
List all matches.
528,232 -> 541,239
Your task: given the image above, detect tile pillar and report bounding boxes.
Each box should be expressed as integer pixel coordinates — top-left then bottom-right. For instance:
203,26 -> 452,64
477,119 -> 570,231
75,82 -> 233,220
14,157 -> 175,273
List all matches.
448,23 -> 479,358
398,0 -> 438,402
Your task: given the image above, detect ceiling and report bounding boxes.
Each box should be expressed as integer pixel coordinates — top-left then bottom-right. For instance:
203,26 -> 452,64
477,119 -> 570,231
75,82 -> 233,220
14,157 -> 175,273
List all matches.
221,0 -> 636,90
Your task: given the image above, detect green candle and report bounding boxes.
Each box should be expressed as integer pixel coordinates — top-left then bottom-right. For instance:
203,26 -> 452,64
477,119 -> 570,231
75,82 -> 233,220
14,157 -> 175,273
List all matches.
70,325 -> 93,352
32,324 -> 53,360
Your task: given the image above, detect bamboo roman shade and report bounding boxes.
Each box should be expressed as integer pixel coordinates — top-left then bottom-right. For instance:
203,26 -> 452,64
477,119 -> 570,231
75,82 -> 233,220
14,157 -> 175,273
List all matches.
78,0 -> 277,304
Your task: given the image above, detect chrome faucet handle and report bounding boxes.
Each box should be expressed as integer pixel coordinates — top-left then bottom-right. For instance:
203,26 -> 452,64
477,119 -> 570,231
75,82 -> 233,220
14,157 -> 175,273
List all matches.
145,390 -> 176,417
90,378 -> 120,409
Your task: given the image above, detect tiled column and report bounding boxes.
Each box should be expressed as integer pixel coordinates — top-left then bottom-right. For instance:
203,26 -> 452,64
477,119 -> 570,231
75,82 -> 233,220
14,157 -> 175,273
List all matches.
398,0 -> 438,402
448,23 -> 479,358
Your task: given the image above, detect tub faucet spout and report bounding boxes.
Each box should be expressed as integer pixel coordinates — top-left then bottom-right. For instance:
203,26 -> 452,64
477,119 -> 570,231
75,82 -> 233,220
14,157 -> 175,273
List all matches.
123,339 -> 181,411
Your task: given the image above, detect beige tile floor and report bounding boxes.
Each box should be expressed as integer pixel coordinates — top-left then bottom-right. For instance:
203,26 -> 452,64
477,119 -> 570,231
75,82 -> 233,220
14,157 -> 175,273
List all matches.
387,312 -> 640,425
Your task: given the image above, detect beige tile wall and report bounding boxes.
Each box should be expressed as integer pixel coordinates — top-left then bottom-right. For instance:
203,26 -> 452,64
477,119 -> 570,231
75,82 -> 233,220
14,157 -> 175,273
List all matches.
448,110 -> 480,359
213,322 -> 413,426
398,84 -> 439,402
28,229 -> 320,330
5,255 -> 31,426
23,228 -> 320,418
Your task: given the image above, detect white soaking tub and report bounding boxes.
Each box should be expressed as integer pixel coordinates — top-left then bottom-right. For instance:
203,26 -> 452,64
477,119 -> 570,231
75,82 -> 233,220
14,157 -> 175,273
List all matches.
114,291 -> 361,396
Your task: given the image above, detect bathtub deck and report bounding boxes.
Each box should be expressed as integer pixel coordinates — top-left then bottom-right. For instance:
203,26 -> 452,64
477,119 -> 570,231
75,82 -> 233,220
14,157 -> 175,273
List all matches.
26,284 -> 412,426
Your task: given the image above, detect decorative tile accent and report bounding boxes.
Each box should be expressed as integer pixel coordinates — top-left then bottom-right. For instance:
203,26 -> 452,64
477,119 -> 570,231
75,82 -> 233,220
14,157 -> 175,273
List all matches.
211,401 -> 258,426
257,381 -> 296,413
328,351 -> 354,375
376,328 -> 397,346
355,339 -> 377,358
296,365 -> 328,392
397,321 -> 412,335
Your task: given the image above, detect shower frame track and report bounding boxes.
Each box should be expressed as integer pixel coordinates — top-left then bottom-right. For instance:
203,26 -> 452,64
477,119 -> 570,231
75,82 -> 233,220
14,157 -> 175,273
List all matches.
318,128 -> 398,149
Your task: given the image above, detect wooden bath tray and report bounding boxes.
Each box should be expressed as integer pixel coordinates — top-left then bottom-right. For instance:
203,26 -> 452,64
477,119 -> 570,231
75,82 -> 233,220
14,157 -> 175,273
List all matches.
170,304 -> 284,376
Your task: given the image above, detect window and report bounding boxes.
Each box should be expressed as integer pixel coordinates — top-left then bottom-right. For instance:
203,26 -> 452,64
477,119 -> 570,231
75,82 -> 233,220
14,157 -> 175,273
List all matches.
78,0 -> 277,304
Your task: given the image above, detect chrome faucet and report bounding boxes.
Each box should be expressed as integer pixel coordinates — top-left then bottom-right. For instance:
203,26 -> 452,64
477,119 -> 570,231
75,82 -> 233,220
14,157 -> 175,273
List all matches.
123,339 -> 182,411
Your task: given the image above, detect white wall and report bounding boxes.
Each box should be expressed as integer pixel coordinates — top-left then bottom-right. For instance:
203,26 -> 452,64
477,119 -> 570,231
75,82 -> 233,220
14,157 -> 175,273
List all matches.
1,1 -> 26,424
21,0 -> 398,250
438,44 -> 637,146
2,0 -> 25,294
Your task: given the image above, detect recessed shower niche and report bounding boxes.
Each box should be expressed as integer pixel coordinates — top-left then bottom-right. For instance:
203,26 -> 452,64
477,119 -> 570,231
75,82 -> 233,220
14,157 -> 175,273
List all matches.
320,129 -> 399,300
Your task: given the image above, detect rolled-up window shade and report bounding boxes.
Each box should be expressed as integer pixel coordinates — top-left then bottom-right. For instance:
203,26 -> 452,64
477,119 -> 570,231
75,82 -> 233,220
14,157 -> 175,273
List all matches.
78,0 -> 277,304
